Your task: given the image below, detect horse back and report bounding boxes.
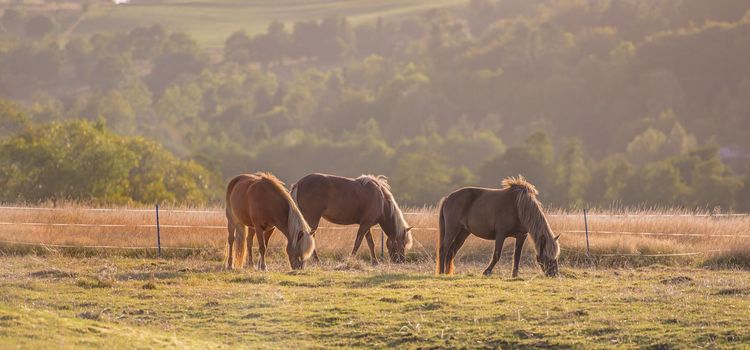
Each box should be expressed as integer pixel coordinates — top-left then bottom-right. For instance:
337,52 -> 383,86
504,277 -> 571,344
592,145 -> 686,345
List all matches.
442,187 -> 522,239
294,173 -> 382,225
228,175 -> 288,229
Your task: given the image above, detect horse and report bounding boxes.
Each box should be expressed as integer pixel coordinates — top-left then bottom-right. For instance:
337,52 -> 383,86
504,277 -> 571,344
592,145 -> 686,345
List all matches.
224,172 -> 316,270
436,176 -> 560,277
289,173 -> 413,264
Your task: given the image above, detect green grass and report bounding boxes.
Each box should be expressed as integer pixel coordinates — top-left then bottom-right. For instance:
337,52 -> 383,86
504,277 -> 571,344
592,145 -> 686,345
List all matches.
62,0 -> 467,49
1,255 -> 749,349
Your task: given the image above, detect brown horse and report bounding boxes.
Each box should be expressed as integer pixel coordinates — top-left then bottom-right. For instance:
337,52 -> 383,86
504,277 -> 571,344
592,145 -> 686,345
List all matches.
225,172 -> 315,270
436,176 -> 560,277
290,173 -> 413,264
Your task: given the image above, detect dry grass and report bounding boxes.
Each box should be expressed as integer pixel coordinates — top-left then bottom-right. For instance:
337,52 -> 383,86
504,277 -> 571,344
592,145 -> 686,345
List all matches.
1,204 -> 749,269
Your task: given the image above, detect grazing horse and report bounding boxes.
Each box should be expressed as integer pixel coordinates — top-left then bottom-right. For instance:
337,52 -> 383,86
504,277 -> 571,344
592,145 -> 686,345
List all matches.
289,173 -> 413,264
436,176 -> 560,277
225,172 -> 315,270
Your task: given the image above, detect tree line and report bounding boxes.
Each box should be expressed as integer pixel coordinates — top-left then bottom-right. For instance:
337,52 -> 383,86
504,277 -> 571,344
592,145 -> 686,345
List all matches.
1,0 -> 749,210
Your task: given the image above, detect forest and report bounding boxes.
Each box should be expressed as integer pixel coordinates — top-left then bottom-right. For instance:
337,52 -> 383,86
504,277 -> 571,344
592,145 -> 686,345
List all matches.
1,0 -> 749,209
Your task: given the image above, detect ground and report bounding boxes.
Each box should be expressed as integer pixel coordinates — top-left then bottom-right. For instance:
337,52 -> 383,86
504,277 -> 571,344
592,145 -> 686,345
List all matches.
1,255 -> 749,349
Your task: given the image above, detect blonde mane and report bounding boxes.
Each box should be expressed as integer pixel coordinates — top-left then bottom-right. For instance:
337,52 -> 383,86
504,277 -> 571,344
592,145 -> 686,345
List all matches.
255,173 -> 311,248
505,175 -> 559,260
502,175 -> 539,196
356,175 -> 410,242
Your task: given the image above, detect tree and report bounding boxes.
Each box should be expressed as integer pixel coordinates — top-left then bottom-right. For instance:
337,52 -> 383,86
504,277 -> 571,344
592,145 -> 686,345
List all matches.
480,131 -> 556,197
555,139 -> 591,207
0,119 -> 218,204
392,151 -> 474,206
24,14 -> 55,39
0,99 -> 29,138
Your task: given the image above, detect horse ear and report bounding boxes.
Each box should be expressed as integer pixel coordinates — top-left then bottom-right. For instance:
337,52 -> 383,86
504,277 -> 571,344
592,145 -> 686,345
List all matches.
554,234 -> 561,241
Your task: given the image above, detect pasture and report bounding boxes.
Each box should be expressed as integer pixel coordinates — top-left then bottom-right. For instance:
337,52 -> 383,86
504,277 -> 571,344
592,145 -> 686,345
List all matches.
2,0 -> 467,49
1,256 -> 749,348
1,205 -> 750,348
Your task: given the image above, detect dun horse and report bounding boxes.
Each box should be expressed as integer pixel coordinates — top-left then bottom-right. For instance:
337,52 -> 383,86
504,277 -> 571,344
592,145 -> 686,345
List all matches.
225,173 -> 315,270
290,173 -> 413,264
436,176 -> 560,277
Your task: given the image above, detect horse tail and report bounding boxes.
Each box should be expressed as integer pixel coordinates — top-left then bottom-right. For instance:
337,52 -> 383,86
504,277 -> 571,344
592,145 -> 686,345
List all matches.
225,175 -> 245,269
436,197 -> 447,274
233,225 -> 247,267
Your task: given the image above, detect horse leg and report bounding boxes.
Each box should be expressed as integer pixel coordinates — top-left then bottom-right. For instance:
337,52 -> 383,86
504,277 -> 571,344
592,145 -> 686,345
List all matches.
224,221 -> 236,270
511,233 -> 527,277
308,219 -> 322,263
439,224 -> 461,274
350,225 -> 372,260
263,227 -> 274,247
483,233 -> 507,276
445,229 -> 470,275
365,230 -> 378,266
256,226 -> 268,271
245,226 -> 256,269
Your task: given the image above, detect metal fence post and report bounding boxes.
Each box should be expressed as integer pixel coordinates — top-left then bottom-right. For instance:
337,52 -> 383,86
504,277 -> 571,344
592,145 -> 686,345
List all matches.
584,207 -> 590,257
156,204 -> 161,257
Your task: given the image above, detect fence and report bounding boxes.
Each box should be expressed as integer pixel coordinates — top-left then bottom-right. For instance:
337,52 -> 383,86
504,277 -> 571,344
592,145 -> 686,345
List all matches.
1,205 -> 749,259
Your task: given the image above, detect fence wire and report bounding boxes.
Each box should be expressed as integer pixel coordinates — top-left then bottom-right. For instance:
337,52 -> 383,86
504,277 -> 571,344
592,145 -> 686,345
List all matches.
1,206 -> 749,257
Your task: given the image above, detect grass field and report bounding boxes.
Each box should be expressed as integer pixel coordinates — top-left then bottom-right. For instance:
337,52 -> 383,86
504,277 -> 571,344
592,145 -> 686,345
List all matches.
1,255 -> 749,348
1,0 -> 468,49
1,205 -> 750,348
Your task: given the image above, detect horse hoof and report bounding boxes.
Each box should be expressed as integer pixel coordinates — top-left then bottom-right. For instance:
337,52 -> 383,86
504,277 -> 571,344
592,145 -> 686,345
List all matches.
482,270 -> 492,276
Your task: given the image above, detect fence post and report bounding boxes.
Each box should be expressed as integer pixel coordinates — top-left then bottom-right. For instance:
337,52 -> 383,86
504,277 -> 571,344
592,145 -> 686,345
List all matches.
584,207 -> 590,257
156,204 -> 161,257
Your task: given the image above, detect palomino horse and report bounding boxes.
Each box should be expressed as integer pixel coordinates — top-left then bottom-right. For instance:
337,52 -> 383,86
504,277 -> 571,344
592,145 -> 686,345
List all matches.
289,173 -> 413,264
437,176 -> 560,277
225,173 -> 315,270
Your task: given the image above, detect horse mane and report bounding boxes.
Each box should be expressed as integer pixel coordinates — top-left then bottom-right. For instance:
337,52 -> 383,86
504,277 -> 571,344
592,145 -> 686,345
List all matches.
506,176 -> 559,260
356,175 -> 409,240
255,172 -> 311,245
501,175 -> 539,196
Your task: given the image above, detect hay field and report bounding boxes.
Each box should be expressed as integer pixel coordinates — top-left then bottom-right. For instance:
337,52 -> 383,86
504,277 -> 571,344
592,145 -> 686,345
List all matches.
1,205 -> 749,269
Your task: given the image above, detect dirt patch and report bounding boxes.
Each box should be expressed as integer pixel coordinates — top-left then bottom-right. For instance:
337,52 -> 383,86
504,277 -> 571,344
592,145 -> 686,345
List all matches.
29,269 -> 77,279
659,276 -> 693,285
715,288 -> 750,296
77,311 -> 101,321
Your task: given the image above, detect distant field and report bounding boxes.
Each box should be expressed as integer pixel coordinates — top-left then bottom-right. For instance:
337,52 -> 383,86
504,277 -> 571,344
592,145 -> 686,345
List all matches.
1,0 -> 468,49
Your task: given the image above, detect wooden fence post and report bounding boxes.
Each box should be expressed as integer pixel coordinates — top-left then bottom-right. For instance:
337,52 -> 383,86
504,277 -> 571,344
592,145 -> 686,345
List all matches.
584,207 -> 590,257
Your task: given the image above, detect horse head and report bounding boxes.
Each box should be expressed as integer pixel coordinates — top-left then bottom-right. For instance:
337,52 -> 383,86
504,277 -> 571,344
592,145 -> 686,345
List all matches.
386,226 -> 413,263
287,228 -> 316,270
